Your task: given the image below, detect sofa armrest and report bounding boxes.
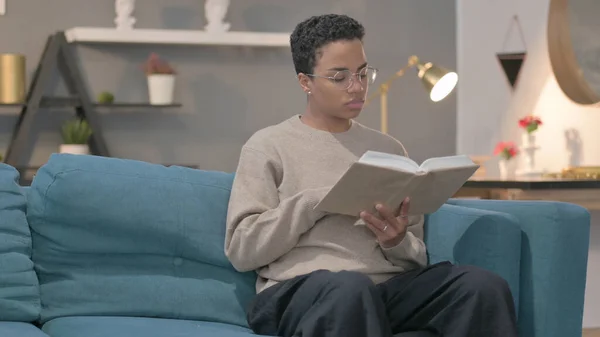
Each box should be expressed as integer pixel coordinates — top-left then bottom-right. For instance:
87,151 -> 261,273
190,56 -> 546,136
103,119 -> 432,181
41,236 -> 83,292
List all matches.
424,203 -> 522,310
446,198 -> 590,337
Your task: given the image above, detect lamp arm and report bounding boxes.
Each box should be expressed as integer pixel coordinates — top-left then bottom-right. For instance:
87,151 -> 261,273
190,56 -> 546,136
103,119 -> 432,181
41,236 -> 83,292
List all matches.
365,55 -> 420,104
365,55 -> 420,134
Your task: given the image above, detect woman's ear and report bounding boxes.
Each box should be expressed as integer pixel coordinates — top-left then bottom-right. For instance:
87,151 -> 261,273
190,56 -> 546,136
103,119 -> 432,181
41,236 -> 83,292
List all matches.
297,73 -> 312,95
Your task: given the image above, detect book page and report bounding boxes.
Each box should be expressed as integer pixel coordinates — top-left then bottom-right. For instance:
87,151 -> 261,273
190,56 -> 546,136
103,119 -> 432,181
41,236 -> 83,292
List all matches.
315,154 -> 479,218
407,165 -> 479,215
314,162 -> 426,217
358,151 -> 419,173
420,155 -> 476,171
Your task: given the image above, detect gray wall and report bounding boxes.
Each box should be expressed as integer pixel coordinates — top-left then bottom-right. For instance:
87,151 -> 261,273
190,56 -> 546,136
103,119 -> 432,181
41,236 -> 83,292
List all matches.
0,0 -> 456,171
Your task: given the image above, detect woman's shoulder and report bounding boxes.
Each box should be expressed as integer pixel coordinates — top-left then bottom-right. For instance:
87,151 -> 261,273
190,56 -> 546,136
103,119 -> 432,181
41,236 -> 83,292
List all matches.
242,117 -> 296,156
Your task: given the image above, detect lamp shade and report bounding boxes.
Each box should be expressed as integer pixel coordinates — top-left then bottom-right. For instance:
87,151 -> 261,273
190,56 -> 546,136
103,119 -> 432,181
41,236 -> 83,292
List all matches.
417,62 -> 458,102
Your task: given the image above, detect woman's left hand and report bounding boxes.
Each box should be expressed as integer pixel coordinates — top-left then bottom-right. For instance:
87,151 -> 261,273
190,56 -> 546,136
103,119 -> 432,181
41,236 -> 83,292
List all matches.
360,197 -> 410,249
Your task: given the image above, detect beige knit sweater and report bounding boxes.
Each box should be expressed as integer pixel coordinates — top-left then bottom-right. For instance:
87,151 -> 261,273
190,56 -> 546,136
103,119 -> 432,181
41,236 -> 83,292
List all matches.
225,115 -> 427,293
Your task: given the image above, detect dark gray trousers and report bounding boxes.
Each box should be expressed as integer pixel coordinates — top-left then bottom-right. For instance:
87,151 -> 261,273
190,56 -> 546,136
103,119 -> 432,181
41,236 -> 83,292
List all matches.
246,262 -> 518,337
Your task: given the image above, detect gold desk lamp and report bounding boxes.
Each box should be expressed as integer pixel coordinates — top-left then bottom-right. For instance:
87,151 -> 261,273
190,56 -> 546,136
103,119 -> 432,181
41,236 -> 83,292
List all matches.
366,55 -> 458,134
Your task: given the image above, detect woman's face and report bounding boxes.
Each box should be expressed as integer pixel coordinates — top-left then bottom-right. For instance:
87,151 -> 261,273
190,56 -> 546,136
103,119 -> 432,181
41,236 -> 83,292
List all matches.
300,38 -> 371,121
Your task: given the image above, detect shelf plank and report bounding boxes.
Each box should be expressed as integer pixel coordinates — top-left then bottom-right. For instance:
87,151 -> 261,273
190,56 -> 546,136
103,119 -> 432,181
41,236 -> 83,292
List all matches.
94,103 -> 182,108
0,98 -> 182,110
64,27 -> 291,47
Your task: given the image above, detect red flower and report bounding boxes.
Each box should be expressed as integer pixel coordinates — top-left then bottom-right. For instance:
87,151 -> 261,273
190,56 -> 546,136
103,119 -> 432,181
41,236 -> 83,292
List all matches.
518,115 -> 542,133
141,53 -> 176,75
494,141 -> 519,160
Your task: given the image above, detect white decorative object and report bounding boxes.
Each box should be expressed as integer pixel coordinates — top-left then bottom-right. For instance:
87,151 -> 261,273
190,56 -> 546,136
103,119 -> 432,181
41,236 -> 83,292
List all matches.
517,132 -> 543,177
59,144 -> 90,155
498,159 -> 517,179
565,128 -> 582,168
115,0 -> 136,30
499,159 -> 509,179
64,27 -> 290,47
204,0 -> 231,33
0,0 -> 6,15
147,74 -> 175,105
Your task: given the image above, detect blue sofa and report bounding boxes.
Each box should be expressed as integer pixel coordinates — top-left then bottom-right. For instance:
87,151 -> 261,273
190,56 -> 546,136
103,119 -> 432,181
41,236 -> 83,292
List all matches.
0,154 -> 590,337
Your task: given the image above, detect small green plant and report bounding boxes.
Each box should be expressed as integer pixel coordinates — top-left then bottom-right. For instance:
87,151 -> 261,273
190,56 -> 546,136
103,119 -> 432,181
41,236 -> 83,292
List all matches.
97,91 -> 114,103
61,118 -> 92,145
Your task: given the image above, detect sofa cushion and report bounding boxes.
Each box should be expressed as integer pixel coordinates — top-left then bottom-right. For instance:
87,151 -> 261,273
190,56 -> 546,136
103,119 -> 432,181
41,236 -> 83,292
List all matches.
0,322 -> 49,337
0,164 -> 41,321
27,154 -> 257,326
42,316 -> 270,337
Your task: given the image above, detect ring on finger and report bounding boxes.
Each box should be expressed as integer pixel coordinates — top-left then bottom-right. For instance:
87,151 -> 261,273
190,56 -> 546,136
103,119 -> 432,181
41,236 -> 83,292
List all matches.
383,224 -> 388,231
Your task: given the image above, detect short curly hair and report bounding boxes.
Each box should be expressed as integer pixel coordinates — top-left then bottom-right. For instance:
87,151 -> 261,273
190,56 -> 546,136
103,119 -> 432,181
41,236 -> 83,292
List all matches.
290,14 -> 365,75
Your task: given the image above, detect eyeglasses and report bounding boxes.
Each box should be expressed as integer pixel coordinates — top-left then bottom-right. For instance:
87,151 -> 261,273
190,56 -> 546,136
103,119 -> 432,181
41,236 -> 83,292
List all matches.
306,66 -> 378,90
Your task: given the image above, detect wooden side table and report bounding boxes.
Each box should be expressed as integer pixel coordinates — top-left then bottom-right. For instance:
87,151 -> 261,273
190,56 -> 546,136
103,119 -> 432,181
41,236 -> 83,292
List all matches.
455,178 -> 600,210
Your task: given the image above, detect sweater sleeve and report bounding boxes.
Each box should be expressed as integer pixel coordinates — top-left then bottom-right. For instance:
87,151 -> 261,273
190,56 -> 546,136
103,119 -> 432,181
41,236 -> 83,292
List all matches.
224,146 -> 329,272
380,214 -> 428,268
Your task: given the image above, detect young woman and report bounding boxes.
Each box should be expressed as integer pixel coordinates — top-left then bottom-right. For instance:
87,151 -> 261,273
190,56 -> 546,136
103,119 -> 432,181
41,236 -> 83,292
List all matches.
225,13 -> 518,337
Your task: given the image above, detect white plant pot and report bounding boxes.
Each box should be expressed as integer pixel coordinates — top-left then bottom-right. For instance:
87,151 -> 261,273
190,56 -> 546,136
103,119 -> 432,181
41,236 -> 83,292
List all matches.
499,159 -> 508,179
498,159 -> 516,180
521,132 -> 536,148
517,131 -> 543,177
147,74 -> 175,105
59,144 -> 90,155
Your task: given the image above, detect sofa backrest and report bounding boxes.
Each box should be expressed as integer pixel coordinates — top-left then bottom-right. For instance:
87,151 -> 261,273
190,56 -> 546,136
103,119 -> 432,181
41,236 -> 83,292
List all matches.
0,164 -> 41,322
26,154 -> 257,327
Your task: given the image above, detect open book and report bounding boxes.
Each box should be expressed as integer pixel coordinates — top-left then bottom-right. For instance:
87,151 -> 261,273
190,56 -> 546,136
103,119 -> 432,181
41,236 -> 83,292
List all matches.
314,151 -> 479,217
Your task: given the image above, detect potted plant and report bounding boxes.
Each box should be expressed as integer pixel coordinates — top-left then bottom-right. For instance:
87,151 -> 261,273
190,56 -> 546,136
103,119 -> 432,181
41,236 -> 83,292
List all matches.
493,141 -> 519,179
518,115 -> 543,146
518,115 -> 543,175
97,91 -> 115,104
142,53 -> 176,105
518,115 -> 543,133
60,118 -> 93,155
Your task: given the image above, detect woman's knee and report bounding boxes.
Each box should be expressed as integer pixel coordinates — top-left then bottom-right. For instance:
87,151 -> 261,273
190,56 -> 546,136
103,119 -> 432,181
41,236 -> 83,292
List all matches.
308,269 -> 375,294
454,265 -> 513,299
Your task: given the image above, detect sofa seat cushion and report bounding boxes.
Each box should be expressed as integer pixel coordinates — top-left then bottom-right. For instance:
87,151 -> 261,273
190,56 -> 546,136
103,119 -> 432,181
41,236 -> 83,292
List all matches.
0,164 -> 41,321
0,322 -> 49,337
42,316 -> 271,337
27,154 -> 256,326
